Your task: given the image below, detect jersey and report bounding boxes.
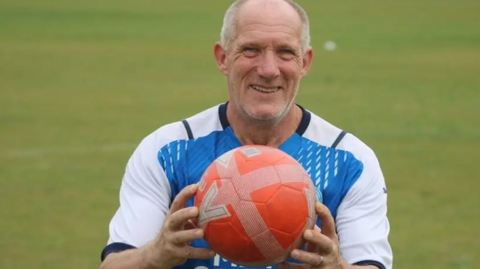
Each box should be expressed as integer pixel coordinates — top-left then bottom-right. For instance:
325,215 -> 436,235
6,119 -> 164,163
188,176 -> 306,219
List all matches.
100,102 -> 393,269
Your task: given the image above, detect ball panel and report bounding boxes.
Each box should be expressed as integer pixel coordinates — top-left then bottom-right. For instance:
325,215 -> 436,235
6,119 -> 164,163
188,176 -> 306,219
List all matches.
266,185 -> 309,235
293,217 -> 311,237
252,202 -> 272,231
205,222 -> 258,262
250,228 -> 289,265
249,183 -> 281,204
290,217 -> 311,249
269,228 -> 295,250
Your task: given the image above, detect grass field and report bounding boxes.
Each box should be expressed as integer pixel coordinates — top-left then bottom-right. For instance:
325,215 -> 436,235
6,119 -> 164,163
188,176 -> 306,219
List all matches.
1,0 -> 479,268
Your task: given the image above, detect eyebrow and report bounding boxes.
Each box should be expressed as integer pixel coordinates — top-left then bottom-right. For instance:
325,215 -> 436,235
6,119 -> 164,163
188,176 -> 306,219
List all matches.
237,40 -> 262,48
237,40 -> 299,51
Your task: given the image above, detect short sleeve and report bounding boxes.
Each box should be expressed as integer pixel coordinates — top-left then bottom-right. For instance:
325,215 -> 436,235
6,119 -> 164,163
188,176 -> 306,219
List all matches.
335,149 -> 393,269
101,133 -> 172,260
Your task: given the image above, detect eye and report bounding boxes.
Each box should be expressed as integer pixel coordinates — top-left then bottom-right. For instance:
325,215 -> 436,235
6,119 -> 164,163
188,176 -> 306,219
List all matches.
278,49 -> 296,60
242,47 -> 259,57
279,49 -> 294,55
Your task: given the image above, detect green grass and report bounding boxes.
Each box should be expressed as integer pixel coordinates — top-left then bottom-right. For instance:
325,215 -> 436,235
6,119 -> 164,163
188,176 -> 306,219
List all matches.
1,0 -> 479,268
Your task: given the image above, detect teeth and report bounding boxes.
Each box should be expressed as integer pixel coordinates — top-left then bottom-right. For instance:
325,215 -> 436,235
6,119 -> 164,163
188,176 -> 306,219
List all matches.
252,85 -> 279,92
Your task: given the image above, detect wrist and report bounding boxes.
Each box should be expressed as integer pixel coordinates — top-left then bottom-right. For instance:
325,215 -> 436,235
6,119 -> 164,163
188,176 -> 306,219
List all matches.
337,257 -> 353,269
141,242 -> 171,269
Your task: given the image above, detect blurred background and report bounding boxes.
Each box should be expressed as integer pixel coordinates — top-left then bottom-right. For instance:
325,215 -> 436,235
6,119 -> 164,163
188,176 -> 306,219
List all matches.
1,0 -> 479,268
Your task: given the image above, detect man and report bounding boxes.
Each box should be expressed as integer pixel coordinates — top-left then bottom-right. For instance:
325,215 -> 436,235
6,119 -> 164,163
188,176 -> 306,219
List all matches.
100,0 -> 393,268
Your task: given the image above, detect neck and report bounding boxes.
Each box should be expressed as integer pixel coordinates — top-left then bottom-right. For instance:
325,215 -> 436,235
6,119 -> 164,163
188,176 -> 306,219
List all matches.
227,104 -> 303,148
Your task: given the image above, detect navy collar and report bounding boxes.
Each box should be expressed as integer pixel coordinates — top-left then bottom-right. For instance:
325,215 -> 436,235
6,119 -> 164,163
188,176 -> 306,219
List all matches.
218,102 -> 311,136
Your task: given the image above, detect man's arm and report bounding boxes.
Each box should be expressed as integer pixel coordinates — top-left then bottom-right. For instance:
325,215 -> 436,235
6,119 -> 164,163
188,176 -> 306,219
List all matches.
100,133 -> 172,269
335,147 -> 393,269
279,197 -> 389,269
99,129 -> 215,269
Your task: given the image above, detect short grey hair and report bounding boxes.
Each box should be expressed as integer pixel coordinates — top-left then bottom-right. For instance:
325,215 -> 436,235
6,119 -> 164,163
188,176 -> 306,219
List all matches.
220,0 -> 311,52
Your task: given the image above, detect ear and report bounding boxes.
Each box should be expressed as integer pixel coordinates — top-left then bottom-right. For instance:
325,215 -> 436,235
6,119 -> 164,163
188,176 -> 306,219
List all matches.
300,48 -> 313,77
214,42 -> 228,76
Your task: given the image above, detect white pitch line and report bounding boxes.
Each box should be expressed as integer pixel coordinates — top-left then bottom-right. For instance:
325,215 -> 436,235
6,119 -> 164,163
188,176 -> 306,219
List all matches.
0,143 -> 137,159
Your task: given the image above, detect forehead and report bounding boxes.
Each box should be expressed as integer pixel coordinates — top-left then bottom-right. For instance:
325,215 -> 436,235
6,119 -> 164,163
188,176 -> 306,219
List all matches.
234,1 -> 302,47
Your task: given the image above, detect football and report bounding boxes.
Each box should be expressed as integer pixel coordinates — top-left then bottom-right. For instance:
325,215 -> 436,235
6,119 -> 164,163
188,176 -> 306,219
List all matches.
194,145 -> 317,267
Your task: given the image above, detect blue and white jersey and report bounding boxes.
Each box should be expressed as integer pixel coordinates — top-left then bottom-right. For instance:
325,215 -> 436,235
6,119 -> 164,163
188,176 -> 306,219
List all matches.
101,103 -> 392,269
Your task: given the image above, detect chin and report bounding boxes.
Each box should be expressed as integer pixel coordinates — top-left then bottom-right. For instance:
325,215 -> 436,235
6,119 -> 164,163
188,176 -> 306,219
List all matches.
245,106 -> 287,122
249,113 -> 278,121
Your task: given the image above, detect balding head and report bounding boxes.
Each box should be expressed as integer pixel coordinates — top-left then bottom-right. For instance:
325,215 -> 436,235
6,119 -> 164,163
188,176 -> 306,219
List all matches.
220,0 -> 311,53
212,0 -> 314,127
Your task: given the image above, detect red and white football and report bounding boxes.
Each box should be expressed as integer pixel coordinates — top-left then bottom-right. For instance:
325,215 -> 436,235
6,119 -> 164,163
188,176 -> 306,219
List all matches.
194,145 -> 317,267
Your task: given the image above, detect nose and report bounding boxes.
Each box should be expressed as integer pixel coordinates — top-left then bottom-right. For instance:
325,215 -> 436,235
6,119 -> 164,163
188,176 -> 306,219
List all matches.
257,50 -> 280,80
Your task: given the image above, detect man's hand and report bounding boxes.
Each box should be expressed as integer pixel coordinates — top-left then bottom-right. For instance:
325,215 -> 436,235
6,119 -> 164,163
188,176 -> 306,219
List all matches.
278,202 -> 350,269
145,184 -> 216,269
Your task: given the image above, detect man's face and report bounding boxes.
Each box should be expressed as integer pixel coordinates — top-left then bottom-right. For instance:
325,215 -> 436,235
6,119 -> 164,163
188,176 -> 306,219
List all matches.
215,0 -> 313,122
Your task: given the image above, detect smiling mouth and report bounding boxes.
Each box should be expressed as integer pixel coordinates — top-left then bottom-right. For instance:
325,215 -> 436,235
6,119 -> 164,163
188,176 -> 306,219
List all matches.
251,85 -> 281,93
